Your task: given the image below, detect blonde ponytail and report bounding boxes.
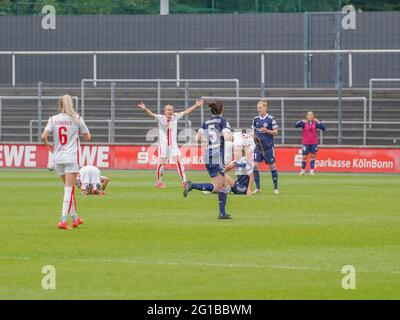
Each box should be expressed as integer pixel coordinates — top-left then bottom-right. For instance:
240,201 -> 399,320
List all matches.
258,97 -> 268,108
58,95 -> 79,123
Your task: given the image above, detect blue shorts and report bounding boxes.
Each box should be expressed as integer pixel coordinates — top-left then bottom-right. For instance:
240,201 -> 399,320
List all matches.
254,146 -> 275,164
205,164 -> 225,178
231,182 -> 248,195
302,144 -> 318,155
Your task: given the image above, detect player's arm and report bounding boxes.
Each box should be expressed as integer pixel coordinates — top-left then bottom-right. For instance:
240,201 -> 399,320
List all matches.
261,128 -> 278,136
224,160 -> 237,172
314,119 -> 326,131
195,128 -> 207,143
260,120 -> 279,136
101,176 -> 109,191
79,116 -> 91,141
137,101 -> 156,119
181,99 -> 204,116
41,117 -> 54,152
295,120 -> 306,128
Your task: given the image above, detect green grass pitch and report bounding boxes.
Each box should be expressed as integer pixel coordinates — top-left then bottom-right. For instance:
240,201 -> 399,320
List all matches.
0,169 -> 399,300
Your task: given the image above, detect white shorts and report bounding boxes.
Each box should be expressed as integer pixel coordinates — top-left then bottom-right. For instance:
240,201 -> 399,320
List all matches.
158,144 -> 181,159
54,163 -> 80,176
80,166 -> 101,189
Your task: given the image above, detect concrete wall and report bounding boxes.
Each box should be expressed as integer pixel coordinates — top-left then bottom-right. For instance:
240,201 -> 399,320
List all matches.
0,12 -> 399,87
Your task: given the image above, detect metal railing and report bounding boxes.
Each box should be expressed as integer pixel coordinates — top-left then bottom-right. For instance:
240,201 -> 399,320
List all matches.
29,119 -> 192,144
200,96 -> 368,145
369,78 -> 400,129
0,95 -> 79,142
319,120 -> 400,145
2,49 -> 400,88
81,78 -> 240,117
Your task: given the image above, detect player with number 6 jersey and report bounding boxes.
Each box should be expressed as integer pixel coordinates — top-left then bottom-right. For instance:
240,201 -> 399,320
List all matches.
41,95 -> 91,230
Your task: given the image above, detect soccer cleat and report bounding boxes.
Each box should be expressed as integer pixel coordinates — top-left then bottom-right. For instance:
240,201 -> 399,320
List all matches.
183,181 -> 193,198
156,181 -> 166,189
218,213 -> 232,220
310,170 -> 315,176
299,170 -> 305,176
72,217 -> 84,228
274,189 -> 280,194
58,221 -> 72,230
252,189 -> 261,194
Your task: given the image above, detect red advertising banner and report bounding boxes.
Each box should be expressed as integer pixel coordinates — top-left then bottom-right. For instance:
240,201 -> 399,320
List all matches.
0,144 -> 399,173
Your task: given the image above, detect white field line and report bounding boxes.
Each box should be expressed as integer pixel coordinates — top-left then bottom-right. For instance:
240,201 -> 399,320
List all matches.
2,256 -> 400,274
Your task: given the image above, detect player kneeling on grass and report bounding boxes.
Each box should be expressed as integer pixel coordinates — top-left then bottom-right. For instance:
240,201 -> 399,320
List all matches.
295,111 -> 326,176
41,95 -> 91,230
224,140 -> 254,197
137,99 -> 203,188
76,165 -> 109,196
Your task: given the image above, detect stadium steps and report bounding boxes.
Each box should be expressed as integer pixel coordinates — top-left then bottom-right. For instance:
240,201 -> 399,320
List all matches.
0,87 -> 399,146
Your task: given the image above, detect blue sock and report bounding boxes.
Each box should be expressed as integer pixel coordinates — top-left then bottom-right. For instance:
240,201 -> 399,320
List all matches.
302,160 -> 307,170
254,167 -> 261,189
271,169 -> 278,189
310,159 -> 315,170
218,190 -> 227,215
191,183 -> 214,192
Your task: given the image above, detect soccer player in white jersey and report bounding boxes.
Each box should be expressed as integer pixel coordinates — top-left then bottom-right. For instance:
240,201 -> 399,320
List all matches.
77,165 -> 109,196
41,95 -> 91,230
137,99 -> 203,188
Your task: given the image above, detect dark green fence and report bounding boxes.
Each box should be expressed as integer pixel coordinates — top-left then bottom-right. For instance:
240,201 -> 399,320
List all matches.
0,0 -> 399,16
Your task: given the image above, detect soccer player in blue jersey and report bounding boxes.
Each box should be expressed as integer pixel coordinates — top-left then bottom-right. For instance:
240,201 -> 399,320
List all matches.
252,97 -> 279,194
183,100 -> 233,219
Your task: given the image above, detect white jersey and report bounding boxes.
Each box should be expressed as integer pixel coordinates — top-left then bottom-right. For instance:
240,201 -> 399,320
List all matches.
234,132 -> 256,150
79,165 -> 101,186
44,113 -> 89,164
155,113 -> 184,148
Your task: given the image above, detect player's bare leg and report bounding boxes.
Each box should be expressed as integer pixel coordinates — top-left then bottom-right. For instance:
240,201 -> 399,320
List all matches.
299,154 -> 307,176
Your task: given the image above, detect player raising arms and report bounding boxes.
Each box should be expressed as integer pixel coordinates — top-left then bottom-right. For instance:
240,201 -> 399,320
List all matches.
183,100 -> 233,219
295,111 -> 326,175
41,95 -> 91,230
137,99 -> 203,188
252,97 -> 279,194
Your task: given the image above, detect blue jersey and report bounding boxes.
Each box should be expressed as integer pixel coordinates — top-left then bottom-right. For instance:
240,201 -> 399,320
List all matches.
252,114 -> 279,149
200,115 -> 231,164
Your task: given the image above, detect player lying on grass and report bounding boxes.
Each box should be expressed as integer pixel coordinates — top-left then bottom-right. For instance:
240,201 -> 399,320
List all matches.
76,165 -> 109,196
41,95 -> 91,230
137,99 -> 204,188
295,111 -> 326,176
183,100 -> 233,219
224,135 -> 255,197
252,97 -> 279,194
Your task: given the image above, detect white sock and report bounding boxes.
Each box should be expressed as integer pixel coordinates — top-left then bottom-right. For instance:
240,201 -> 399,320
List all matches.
61,186 -> 73,223
70,186 -> 78,222
157,164 -> 164,182
176,161 -> 186,182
